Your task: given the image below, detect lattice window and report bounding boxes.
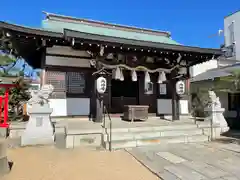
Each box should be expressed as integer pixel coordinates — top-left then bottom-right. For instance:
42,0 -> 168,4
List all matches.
46,71 -> 66,98
67,72 -> 86,94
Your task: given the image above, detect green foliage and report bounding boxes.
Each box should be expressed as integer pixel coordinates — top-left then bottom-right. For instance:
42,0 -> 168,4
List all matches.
214,69 -> 240,93
191,91 -> 210,118
0,30 -> 18,72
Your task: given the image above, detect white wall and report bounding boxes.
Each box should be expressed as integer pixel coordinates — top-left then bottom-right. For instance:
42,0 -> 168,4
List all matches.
190,59 -> 218,77
157,99 -> 189,115
224,11 -> 240,60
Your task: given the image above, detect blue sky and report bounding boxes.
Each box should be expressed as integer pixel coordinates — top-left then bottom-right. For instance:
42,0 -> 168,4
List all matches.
0,0 -> 239,48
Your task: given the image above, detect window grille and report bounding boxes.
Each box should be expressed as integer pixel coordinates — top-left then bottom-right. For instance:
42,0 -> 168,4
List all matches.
46,71 -> 66,98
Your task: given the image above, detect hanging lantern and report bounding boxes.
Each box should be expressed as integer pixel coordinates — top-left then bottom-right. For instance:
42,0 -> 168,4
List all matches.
120,68 -> 124,81
144,71 -> 151,83
96,76 -> 107,94
131,70 -> 137,81
158,71 -> 166,83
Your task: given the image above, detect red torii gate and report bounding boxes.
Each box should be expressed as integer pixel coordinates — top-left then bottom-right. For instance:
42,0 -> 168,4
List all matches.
0,83 -> 17,128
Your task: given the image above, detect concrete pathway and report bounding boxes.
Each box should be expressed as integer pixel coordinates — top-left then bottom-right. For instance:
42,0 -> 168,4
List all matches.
126,141 -> 240,180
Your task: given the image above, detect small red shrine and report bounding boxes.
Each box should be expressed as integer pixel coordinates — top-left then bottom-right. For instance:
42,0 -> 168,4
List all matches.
0,82 -> 17,128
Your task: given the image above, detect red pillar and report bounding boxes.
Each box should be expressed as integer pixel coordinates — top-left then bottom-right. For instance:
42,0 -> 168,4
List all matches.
0,88 -> 9,128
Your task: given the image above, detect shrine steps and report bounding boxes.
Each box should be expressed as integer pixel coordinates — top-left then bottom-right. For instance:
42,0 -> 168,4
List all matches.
64,121 -> 211,150
102,125 -> 209,150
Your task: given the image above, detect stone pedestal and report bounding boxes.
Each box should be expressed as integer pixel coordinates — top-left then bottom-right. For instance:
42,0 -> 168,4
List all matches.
204,107 -> 229,134
21,104 -> 54,146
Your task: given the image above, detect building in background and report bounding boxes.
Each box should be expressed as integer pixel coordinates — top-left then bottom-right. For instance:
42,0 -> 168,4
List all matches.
191,10 -> 240,128
191,10 -> 240,78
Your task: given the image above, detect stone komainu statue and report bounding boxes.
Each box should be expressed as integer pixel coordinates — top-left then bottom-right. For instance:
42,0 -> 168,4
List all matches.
28,84 -> 54,106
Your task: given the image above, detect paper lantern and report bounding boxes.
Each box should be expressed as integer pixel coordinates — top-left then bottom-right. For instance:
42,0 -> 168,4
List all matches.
96,76 -> 107,94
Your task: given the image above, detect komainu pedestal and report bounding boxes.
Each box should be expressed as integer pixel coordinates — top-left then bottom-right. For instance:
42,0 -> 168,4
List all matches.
21,85 -> 54,146
204,91 -> 229,134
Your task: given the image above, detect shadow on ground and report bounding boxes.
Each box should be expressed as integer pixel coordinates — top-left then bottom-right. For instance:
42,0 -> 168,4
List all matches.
216,130 -> 240,144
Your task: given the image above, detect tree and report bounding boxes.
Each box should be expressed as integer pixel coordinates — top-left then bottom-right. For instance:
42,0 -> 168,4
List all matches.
0,30 -> 18,73
215,69 -> 240,93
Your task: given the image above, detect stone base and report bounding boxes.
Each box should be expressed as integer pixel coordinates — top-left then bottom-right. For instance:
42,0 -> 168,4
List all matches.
0,139 -> 10,175
0,156 -> 10,175
0,128 -> 8,138
21,104 -> 54,146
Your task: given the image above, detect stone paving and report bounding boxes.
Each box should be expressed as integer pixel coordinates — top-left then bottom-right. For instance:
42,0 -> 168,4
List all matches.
126,141 -> 240,180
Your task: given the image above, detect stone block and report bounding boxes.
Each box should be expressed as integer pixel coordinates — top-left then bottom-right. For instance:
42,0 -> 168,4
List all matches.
0,156 -> 10,175
160,129 -> 202,137
201,127 -> 222,139
74,134 -> 102,148
106,140 -> 137,150
103,133 -> 135,141
186,135 -> 209,143
135,132 -> 161,139
66,136 -> 74,148
0,128 -> 8,138
0,140 -> 7,159
9,129 -> 24,138
136,138 -> 162,146
0,139 -> 10,175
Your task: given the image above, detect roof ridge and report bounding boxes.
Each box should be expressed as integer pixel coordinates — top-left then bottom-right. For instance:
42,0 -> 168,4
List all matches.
42,11 -> 171,37
224,9 -> 240,19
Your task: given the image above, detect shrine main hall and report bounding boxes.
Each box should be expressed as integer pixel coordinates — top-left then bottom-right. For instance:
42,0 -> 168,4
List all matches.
0,12 -> 222,121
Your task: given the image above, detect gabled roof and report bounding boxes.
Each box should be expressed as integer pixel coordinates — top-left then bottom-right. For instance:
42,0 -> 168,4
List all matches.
42,11 -> 180,45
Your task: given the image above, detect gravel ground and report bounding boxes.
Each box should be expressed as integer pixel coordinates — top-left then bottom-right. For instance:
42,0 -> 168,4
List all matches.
2,146 -> 158,180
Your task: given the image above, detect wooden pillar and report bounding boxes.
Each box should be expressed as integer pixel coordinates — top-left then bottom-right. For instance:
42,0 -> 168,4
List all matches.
187,67 -> 191,114
40,48 -> 46,86
171,71 -> 180,121
93,75 -> 104,123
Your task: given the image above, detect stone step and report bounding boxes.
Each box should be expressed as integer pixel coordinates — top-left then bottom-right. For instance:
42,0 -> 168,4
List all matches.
104,124 -> 198,134
103,135 -> 209,150
103,128 -> 203,141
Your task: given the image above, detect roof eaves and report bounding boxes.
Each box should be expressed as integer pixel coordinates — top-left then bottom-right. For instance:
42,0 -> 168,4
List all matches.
42,11 -> 171,38
0,21 -> 63,37
224,9 -> 240,19
64,28 -> 223,55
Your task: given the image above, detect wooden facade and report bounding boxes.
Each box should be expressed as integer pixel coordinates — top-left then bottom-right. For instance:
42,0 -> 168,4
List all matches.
0,13 -> 223,121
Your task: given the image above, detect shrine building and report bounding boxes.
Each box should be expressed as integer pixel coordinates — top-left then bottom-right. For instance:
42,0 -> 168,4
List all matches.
0,12 -> 223,121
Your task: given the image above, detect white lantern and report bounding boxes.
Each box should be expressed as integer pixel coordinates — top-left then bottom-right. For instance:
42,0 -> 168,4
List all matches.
96,76 -> 107,94
176,80 -> 185,95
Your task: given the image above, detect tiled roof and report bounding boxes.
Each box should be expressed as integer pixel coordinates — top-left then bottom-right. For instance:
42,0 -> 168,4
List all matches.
42,12 -> 180,45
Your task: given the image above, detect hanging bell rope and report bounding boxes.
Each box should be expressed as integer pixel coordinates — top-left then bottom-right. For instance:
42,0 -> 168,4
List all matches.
144,71 -> 151,83
131,70 -> 137,82
120,68 -> 124,81
115,67 -> 121,80
158,71 -> 167,83
98,53 -> 182,73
